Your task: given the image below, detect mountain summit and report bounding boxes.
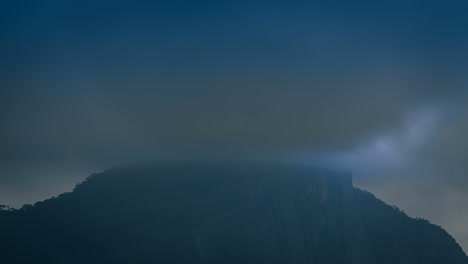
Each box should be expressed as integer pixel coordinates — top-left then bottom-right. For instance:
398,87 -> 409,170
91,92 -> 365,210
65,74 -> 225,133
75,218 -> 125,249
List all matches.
0,161 -> 466,263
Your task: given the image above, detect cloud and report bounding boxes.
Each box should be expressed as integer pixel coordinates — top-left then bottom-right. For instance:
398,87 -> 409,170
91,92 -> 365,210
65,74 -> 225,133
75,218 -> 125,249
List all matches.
330,108 -> 440,174
1,0 -> 468,251
321,102 -> 468,252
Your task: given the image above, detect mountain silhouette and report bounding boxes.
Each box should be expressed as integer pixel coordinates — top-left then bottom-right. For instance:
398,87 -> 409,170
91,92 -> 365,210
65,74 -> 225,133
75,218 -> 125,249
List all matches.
0,161 -> 466,263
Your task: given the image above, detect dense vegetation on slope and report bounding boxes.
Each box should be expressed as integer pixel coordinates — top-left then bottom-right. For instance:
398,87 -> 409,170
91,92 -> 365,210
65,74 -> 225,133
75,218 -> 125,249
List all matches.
0,162 -> 466,263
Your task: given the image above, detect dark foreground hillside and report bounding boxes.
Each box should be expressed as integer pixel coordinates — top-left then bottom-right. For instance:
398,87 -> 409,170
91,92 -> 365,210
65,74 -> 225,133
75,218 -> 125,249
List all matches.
0,162 -> 466,263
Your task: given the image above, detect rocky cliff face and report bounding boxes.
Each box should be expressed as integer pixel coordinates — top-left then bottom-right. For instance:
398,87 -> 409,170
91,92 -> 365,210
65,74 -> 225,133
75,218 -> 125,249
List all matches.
0,162 -> 466,263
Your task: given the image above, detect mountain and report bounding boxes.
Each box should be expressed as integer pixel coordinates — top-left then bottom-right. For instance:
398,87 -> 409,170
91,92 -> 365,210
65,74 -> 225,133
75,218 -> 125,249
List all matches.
0,161 -> 466,263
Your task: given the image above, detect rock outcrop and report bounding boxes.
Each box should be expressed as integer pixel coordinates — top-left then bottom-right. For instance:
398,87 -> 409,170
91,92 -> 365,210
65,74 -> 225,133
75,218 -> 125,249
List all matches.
0,161 -> 466,263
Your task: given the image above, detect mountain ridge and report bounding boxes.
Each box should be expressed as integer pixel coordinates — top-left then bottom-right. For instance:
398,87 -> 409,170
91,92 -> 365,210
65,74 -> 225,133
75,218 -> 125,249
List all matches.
0,161 -> 466,263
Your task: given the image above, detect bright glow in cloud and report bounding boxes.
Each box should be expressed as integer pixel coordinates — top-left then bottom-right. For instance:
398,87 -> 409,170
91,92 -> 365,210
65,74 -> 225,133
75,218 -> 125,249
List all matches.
325,108 -> 440,174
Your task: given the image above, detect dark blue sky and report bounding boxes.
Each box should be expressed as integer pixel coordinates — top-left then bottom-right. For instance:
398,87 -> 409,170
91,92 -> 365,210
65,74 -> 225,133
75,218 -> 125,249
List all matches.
1,0 -> 468,251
